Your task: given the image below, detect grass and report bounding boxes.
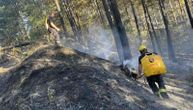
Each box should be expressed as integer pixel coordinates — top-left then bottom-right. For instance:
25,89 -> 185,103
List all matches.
0,67 -> 9,74
0,42 -> 50,75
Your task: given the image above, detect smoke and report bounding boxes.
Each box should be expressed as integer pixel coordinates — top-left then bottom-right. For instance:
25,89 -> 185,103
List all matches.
123,57 -> 139,72
61,22 -> 193,75
61,24 -> 146,68
62,25 -> 119,63
86,25 -> 119,61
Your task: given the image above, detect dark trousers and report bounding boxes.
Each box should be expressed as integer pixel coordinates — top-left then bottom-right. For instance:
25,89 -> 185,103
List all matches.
146,74 -> 166,93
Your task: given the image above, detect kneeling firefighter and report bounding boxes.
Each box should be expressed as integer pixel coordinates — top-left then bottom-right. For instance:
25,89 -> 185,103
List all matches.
138,45 -> 169,99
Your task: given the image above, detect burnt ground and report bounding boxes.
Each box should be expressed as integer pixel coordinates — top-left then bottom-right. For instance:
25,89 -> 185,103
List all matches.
0,45 -> 193,110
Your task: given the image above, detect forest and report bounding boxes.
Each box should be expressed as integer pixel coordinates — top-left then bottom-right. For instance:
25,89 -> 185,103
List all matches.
0,0 -> 193,110
0,0 -> 193,62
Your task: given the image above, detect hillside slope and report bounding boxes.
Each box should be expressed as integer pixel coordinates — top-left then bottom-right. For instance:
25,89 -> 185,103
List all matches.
0,45 -> 192,110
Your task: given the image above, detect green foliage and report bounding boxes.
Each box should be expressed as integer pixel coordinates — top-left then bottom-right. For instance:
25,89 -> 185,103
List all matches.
0,0 -> 192,47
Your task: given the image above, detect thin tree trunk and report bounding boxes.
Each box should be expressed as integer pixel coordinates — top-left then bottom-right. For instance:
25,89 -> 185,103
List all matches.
169,1 -> 178,23
64,5 -> 77,37
123,0 -> 129,20
140,0 -> 156,52
145,2 -> 162,54
130,0 -> 142,43
63,0 -> 82,42
95,0 -> 106,27
174,1 -> 181,23
108,0 -> 132,60
158,0 -> 176,62
153,12 -> 159,29
123,0 -> 132,29
102,0 -> 124,62
54,0 -> 69,37
69,1 -> 83,41
177,0 -> 185,21
184,0 -> 193,28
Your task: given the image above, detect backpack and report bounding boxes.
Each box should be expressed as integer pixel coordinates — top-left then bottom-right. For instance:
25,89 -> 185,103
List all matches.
141,54 -> 167,77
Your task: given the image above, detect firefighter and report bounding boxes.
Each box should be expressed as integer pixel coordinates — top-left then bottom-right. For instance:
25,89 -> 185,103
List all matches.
138,45 -> 169,99
45,11 -> 61,46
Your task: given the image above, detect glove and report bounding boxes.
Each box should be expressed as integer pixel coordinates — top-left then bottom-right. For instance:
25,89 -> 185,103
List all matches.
137,74 -> 144,79
131,73 -> 138,79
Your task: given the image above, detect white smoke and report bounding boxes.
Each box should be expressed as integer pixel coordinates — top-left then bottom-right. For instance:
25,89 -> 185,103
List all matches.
62,24 -> 119,62
86,25 -> 118,61
61,24 -> 145,67
123,57 -> 139,71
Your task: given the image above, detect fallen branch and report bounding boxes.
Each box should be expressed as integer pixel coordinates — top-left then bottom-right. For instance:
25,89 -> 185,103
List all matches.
0,42 -> 33,51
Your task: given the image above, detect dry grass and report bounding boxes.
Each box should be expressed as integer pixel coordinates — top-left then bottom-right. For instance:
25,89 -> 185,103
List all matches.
0,42 -> 51,75
0,67 -> 9,74
59,48 -> 76,55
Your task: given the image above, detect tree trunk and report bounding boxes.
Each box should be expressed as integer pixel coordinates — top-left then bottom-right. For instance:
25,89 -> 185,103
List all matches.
123,0 -> 132,29
102,0 -> 124,62
145,1 -> 162,54
184,0 -> 193,28
169,1 -> 178,24
108,0 -> 132,60
63,0 -> 82,42
58,12 -> 68,35
54,0 -> 69,37
95,0 -> 106,27
158,0 -> 176,62
177,0 -> 185,21
70,2 -> 83,43
123,0 -> 129,20
68,1 -> 83,38
130,0 -> 142,43
140,0 -> 156,52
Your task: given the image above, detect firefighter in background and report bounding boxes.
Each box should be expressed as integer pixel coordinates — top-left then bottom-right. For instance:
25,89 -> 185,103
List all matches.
138,45 -> 169,99
45,11 -> 61,46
